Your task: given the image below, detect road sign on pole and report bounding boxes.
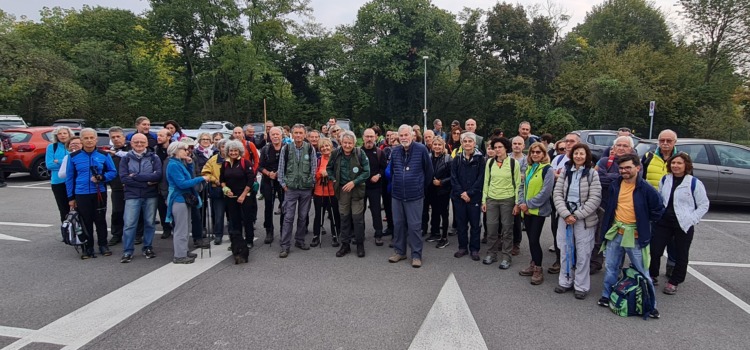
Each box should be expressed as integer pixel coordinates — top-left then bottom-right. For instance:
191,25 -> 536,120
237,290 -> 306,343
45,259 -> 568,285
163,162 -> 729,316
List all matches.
648,101 -> 655,139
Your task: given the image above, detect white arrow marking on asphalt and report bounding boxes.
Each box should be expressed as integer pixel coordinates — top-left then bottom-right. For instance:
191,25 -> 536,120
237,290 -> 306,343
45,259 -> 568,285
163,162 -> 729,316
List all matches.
0,233 -> 29,242
0,222 -> 52,228
409,273 -> 488,350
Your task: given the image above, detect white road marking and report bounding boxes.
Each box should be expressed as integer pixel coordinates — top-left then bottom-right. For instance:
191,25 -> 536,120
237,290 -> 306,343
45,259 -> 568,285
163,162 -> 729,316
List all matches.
690,261 -> 750,268
0,234 -> 30,242
702,219 -> 750,224
0,222 -> 53,228
20,181 -> 50,187
0,326 -> 34,338
687,266 -> 750,315
409,273 -> 488,350
6,186 -> 51,190
2,248 -> 232,350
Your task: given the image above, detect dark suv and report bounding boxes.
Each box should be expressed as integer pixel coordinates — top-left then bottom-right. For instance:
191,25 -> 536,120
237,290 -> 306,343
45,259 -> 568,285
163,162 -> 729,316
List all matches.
573,130 -> 641,162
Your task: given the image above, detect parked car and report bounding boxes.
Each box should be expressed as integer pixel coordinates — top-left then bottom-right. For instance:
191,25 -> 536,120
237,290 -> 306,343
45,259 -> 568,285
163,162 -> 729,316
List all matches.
636,138 -> 750,206
336,118 -> 352,132
52,119 -> 89,128
199,121 -> 235,133
573,130 -> 641,162
0,127 -> 55,180
0,115 -> 28,128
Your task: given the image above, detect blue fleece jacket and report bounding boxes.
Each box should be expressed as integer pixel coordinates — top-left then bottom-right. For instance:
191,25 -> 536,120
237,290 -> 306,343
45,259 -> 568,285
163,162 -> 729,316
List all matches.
450,149 -> 485,204
65,149 -> 117,200
165,158 -> 205,223
46,142 -> 69,185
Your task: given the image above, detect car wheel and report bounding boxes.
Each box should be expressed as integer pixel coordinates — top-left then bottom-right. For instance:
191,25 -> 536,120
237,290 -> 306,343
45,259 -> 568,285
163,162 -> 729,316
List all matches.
30,158 -> 50,180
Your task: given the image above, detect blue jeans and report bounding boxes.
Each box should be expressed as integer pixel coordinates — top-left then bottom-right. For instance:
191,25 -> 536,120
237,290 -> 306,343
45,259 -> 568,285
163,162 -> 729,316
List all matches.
211,196 -> 226,238
123,197 -> 157,256
392,198 -> 424,259
601,234 -> 656,307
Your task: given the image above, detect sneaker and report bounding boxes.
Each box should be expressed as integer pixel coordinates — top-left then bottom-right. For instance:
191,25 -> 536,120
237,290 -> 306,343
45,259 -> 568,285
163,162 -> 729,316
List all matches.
548,261 -> 561,274
411,258 -> 422,268
107,236 -> 122,246
173,256 -> 195,264
425,234 -> 440,242
161,232 -> 172,239
589,263 -> 602,275
649,309 -> 661,319
454,249 -> 468,258
663,283 -> 677,295
574,291 -> 588,300
482,255 -> 497,265
213,237 -> 223,245
498,260 -> 511,270
388,254 -> 407,263
374,238 -> 384,246
279,249 -> 289,258
554,285 -> 574,294
436,239 -> 450,249
311,236 -> 321,247
187,252 -> 198,258
597,297 -> 609,308
120,254 -> 133,263
470,251 -> 481,261
143,248 -> 156,259
447,227 -> 456,236
294,241 -> 310,250
99,246 -> 112,256
134,236 -> 143,245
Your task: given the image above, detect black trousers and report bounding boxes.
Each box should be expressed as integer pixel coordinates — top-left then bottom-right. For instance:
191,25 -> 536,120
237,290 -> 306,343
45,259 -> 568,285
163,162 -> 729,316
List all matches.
225,195 -> 257,243
157,191 -> 172,234
51,183 -> 70,223
76,193 -> 108,251
524,215 -> 546,266
425,193 -> 450,235
313,195 -> 340,238
364,187 -> 383,236
382,186 -> 393,232
261,178 -> 284,233
650,219 -> 694,286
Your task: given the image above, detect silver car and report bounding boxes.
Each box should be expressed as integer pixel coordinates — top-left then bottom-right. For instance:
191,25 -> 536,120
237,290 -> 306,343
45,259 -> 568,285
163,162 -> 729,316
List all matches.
636,138 -> 750,205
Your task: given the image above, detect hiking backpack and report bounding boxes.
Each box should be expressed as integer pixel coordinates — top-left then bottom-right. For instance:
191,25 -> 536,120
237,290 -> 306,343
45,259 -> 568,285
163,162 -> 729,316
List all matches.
60,210 -> 88,252
609,267 -> 657,320
0,132 -> 12,153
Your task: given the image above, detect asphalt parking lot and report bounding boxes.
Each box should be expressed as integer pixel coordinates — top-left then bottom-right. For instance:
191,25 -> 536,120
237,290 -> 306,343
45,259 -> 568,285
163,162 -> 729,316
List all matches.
1,174 -> 749,350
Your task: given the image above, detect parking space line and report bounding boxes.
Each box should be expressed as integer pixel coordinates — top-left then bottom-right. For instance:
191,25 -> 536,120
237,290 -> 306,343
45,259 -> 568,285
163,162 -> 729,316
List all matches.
0,234 -> 30,242
0,326 -> 34,338
688,266 -> 750,315
0,222 -> 53,228
1,248 -> 232,350
702,219 -> 750,224
689,261 -> 750,268
6,186 -> 51,190
19,181 -> 50,188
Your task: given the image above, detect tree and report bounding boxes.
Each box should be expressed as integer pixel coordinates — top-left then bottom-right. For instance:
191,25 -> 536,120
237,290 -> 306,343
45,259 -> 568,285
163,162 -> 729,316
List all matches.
573,0 -> 672,51
679,0 -> 750,84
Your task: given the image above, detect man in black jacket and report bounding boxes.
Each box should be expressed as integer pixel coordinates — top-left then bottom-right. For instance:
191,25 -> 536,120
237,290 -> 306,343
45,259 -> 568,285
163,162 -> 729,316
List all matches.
361,128 -> 387,246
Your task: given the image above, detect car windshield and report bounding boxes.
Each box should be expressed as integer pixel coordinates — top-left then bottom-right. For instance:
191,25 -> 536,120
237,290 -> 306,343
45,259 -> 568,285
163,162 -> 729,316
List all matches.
6,132 -> 31,143
0,120 -> 24,126
587,134 -> 616,146
199,124 -> 222,130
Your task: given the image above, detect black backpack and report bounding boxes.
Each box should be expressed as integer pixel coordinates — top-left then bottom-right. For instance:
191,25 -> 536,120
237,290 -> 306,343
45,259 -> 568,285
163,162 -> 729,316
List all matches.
60,210 -> 88,253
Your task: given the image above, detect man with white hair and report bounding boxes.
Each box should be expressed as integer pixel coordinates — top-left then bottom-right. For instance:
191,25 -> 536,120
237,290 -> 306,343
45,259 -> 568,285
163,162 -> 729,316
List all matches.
464,118 -> 485,155
259,126 -> 285,244
387,125 -> 434,268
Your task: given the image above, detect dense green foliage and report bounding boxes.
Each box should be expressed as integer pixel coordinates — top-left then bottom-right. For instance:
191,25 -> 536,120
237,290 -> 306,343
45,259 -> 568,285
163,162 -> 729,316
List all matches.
0,0 -> 748,141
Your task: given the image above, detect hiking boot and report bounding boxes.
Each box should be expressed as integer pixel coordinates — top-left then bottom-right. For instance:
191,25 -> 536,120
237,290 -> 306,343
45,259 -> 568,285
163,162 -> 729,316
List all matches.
498,260 -> 511,270
108,236 -> 122,246
99,246 -> 112,256
263,230 -> 274,244
374,237 -> 384,246
531,265 -> 544,285
193,239 -> 209,249
554,285 -> 574,294
161,232 -> 172,239
510,244 -> 520,256
548,260 -> 561,274
388,254 -> 407,263
120,254 -> 133,263
134,236 -> 143,245
470,251 -> 480,261
187,252 -> 198,258
279,249 -> 289,258
482,255 -> 497,265
589,262 -> 602,275
519,261 -> 535,276
173,256 -> 195,264
311,235 -> 321,247
356,243 -> 365,258
295,241 -> 310,250
597,297 -> 609,308
336,244 -> 351,257
663,283 -> 677,295
412,258 -> 422,268
436,239 -> 450,249
213,237 -> 223,245
454,249 -> 468,258
425,234 -> 440,243
143,248 -> 156,259
574,291 -> 588,300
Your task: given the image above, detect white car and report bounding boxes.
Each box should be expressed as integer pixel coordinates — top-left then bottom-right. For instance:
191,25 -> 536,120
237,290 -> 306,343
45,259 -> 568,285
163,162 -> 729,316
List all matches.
199,121 -> 235,133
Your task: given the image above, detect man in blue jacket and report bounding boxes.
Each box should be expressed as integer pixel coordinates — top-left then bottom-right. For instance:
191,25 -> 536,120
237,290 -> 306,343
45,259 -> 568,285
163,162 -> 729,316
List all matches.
119,133 -> 162,263
388,125 -> 433,268
597,154 -> 664,317
66,128 -> 118,259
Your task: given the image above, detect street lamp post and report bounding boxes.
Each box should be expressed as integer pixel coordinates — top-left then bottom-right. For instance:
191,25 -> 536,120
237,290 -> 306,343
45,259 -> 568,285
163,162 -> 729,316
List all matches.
423,56 -> 428,132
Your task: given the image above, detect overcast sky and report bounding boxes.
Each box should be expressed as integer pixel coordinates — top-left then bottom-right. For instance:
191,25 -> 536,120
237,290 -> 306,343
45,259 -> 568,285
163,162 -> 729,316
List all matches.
2,0 -> 682,33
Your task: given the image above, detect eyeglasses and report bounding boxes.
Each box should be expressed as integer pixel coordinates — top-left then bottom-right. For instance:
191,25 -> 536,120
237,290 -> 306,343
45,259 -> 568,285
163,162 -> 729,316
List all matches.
530,150 -> 543,154
557,148 -> 565,152
453,132 -> 460,135
132,141 -> 147,144
619,166 -> 635,171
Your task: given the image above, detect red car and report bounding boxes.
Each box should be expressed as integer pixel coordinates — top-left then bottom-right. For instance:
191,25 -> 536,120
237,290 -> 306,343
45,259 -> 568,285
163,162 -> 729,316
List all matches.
1,126 -> 55,180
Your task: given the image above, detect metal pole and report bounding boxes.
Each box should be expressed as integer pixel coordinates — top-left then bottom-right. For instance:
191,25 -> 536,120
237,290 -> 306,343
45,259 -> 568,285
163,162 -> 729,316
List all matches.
649,114 -> 654,140
423,56 -> 428,131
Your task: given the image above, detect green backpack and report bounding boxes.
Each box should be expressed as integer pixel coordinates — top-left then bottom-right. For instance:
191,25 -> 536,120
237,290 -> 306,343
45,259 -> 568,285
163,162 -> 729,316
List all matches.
609,267 -> 657,320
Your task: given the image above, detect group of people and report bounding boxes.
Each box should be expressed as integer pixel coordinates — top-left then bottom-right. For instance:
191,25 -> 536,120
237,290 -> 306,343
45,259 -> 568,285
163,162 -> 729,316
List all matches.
45,116 -> 710,316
